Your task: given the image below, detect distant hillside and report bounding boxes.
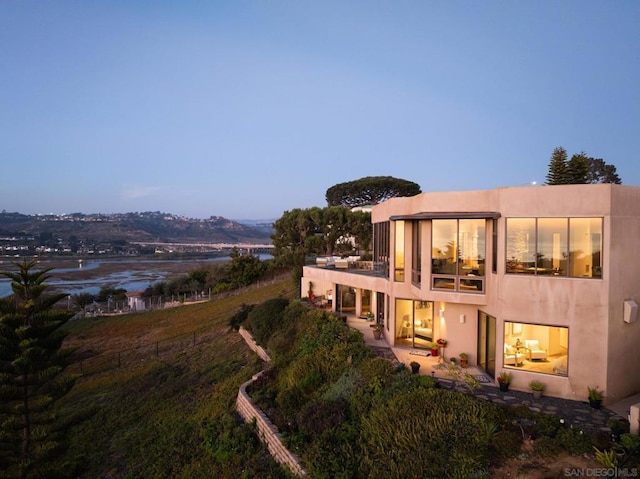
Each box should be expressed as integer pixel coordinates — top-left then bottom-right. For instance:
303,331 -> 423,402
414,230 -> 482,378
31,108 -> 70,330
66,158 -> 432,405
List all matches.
0,211 -> 274,246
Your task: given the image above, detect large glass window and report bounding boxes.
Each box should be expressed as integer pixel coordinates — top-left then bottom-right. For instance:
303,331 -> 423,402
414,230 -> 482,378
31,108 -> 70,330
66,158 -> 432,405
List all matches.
503,322 -> 568,376
335,284 -> 356,314
411,221 -> 421,286
537,218 -> 568,275
395,220 -> 405,281
395,299 -> 434,349
373,221 -> 390,278
432,219 -> 457,275
491,218 -> 498,274
361,289 -> 372,316
459,219 -> 486,275
506,217 -> 602,278
505,218 -> 536,273
432,219 -> 486,292
570,218 -> 603,278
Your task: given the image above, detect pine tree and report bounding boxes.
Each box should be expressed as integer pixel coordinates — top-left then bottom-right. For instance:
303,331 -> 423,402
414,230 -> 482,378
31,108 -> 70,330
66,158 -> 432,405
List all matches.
546,147 -> 622,185
545,147 -> 569,185
0,259 -> 76,479
566,152 -> 590,184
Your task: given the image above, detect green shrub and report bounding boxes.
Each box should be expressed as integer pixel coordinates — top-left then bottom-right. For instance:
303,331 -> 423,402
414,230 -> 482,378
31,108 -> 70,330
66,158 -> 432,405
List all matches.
205,414 -> 260,464
555,427 -> 592,455
620,433 -> 640,453
511,404 -> 535,419
322,367 -> 364,402
266,303 -> 320,363
296,398 -> 349,437
204,414 -> 294,479
303,421 -> 361,479
358,356 -> 396,394
245,297 -> 290,345
535,413 -> 563,438
228,303 -> 254,331
358,389 -> 500,478
608,418 -> 630,438
490,430 -> 522,461
275,383 -> 309,419
535,436 -> 562,457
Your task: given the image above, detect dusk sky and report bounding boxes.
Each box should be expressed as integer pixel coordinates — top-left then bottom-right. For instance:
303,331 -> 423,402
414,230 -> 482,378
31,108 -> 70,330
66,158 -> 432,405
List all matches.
2,2 -> 639,220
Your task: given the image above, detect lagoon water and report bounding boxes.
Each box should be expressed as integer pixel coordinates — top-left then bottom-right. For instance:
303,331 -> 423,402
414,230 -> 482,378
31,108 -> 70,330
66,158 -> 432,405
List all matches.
0,255 -> 271,298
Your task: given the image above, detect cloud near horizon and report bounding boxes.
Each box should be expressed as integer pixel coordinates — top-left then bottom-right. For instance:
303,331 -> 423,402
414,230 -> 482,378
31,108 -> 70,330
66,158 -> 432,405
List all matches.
120,184 -> 163,200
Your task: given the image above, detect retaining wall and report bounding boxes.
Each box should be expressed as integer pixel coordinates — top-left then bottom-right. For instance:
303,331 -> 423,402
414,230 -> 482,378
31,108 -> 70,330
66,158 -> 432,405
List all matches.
238,327 -> 271,362
236,327 -> 307,477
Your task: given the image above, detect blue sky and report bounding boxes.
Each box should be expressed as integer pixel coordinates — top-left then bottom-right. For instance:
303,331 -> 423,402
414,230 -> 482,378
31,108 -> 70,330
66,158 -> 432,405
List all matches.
1,2 -> 639,220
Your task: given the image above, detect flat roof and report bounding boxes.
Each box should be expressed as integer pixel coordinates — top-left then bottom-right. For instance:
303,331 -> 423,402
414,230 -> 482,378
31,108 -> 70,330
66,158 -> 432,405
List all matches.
389,211 -> 502,220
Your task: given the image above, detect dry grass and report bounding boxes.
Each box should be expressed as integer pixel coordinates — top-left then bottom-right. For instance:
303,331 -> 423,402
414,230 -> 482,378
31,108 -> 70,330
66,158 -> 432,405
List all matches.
63,274 -> 293,354
51,274 -> 296,479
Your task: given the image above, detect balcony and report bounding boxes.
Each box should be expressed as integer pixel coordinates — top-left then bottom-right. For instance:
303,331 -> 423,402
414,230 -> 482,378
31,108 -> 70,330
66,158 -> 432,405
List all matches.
311,256 -> 388,278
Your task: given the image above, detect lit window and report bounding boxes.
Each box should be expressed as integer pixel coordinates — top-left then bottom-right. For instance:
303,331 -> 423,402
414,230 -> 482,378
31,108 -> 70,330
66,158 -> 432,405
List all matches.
503,322 -> 568,376
506,218 -> 602,278
432,219 -> 486,292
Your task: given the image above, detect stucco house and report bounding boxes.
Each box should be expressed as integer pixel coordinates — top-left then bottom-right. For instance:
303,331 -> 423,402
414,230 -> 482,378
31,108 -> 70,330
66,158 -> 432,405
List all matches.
301,184 -> 640,404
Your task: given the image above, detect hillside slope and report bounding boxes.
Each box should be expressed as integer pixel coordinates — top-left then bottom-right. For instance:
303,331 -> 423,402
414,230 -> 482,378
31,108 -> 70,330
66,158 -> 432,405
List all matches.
0,211 -> 274,245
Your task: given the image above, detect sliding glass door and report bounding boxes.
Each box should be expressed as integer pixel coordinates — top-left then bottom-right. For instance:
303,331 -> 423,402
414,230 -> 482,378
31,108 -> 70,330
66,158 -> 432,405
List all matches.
477,311 -> 496,378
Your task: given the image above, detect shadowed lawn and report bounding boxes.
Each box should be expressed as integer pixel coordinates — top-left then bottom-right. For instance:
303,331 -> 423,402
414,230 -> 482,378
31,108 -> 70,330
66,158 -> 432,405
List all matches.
53,275 -> 296,479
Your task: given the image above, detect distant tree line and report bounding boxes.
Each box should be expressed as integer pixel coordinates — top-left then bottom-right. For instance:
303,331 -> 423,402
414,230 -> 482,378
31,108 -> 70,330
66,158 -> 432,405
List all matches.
143,248 -> 269,299
546,146 -> 621,185
69,248 -> 271,311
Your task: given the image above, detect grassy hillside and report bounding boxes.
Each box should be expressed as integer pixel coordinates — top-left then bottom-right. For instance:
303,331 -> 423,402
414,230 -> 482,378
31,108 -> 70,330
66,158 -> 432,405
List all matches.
53,275 -> 297,479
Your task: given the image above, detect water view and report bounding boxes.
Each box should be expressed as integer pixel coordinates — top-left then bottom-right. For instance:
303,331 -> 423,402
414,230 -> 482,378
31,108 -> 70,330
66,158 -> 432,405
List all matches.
0,254 -> 272,298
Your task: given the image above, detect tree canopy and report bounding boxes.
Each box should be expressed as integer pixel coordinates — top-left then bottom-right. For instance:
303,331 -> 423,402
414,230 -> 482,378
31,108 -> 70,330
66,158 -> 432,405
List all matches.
545,146 -> 621,185
0,260 -> 76,479
271,206 -> 372,289
325,176 -> 422,208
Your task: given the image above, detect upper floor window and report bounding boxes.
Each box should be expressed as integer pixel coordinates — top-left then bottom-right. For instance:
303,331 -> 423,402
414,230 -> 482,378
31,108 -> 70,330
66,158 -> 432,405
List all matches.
373,221 -> 390,277
506,217 -> 602,278
431,219 -> 486,292
395,220 -> 405,281
411,220 -> 421,286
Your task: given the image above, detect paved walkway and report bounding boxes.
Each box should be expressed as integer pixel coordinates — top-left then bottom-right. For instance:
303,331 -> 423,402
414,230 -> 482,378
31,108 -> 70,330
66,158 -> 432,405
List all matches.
346,315 -> 636,435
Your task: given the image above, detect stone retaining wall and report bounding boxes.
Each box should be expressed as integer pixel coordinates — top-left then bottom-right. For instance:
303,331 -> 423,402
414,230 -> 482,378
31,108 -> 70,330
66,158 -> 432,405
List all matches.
238,326 -> 271,362
236,327 -> 307,477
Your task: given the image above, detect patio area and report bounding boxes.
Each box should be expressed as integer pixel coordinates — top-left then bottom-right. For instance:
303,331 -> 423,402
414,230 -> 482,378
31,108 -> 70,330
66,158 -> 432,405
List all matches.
345,314 -> 640,431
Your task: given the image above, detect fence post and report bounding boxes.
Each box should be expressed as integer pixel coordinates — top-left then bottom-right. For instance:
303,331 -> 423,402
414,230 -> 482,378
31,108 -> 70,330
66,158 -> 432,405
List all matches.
156,341 -> 159,356
118,352 -> 121,368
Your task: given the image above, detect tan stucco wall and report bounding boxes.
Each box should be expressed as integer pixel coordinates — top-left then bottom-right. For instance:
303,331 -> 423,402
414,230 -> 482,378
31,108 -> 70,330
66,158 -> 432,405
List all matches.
605,186 -> 640,401
305,184 -> 640,402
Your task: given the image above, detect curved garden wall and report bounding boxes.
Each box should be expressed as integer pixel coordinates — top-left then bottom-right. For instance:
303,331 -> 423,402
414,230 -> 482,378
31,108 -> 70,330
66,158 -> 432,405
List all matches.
236,327 -> 307,477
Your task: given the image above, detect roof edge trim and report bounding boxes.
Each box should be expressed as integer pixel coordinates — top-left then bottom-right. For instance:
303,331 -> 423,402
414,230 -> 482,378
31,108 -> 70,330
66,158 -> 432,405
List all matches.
389,212 -> 502,221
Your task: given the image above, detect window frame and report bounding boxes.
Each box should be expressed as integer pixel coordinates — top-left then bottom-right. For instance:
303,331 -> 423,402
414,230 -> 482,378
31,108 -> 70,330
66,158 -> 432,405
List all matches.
503,321 -> 569,377
431,218 -> 486,293
505,217 -> 603,279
